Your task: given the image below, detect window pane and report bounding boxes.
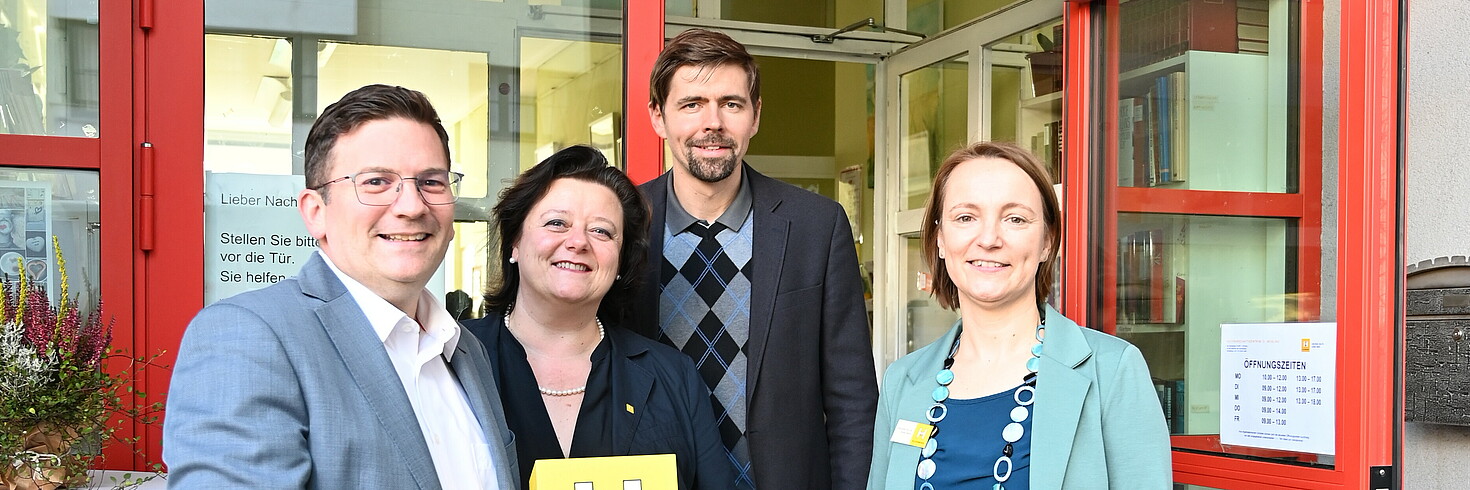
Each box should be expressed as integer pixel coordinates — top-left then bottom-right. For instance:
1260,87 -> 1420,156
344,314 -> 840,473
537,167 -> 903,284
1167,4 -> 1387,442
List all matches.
317,42 -> 492,200
903,235 -> 955,353
204,35 -> 293,175
899,55 -> 967,210
0,0 -> 100,137
203,1 -> 625,315
1113,0 -> 1291,193
986,19 -> 1064,183
0,167 -> 100,316
907,0 -> 1017,36
668,0 -> 884,29
521,37 -> 623,174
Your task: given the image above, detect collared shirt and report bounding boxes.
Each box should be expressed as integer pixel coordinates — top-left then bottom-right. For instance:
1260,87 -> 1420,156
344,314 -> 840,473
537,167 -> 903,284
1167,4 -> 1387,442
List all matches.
665,167 -> 753,232
320,253 -> 497,489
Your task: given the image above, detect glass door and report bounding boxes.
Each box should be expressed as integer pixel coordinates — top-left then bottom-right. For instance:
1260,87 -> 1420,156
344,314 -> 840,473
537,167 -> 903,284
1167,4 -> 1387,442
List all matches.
875,0 -> 1063,367
1094,0 -> 1327,467
1080,0 -> 1404,487
201,1 -> 624,319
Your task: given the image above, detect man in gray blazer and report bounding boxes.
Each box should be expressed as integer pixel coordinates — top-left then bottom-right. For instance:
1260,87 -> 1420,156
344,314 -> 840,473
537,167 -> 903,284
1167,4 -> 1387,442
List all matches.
163,85 -> 518,489
631,29 -> 878,489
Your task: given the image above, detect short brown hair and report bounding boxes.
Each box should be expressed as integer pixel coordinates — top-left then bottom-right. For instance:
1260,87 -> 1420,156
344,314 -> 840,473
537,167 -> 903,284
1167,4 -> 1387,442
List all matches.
304,84 -> 451,200
649,28 -> 760,111
920,141 -> 1062,310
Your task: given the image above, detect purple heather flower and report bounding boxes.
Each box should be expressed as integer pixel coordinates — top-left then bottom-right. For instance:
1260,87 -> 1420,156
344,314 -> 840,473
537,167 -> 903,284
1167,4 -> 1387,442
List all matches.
79,299 -> 112,367
23,285 -> 53,356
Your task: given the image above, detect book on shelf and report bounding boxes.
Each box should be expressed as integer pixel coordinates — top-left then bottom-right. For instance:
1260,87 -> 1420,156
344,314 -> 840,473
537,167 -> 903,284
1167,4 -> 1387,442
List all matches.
1151,378 -> 1187,434
1167,71 -> 1188,182
1120,0 -> 1241,72
1154,76 -> 1172,183
1117,227 -> 1184,324
1118,99 -> 1136,186
1120,73 -> 1189,188
1153,378 -> 1173,431
1050,120 -> 1063,180
1143,90 -> 1158,187
1237,0 -> 1270,54
1131,98 -> 1148,187
1170,379 -> 1186,433
1148,228 -> 1166,321
1032,120 -> 1064,182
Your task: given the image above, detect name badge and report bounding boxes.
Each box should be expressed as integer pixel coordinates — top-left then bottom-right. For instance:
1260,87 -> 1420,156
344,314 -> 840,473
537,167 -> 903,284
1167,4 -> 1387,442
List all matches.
889,419 -> 935,448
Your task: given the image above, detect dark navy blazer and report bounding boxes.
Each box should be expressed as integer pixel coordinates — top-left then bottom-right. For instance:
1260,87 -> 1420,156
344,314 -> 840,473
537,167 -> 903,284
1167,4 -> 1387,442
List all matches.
463,314 -> 733,490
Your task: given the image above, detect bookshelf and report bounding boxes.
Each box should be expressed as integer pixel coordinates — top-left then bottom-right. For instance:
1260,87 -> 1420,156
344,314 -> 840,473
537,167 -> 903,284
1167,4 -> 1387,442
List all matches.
1117,212 -> 1292,435
1019,87 -> 1063,183
1106,9 -> 1310,438
1117,50 -> 1280,192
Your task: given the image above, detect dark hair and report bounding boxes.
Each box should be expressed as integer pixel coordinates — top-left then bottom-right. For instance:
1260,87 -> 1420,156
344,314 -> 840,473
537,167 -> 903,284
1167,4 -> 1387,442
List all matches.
484,145 -> 651,324
304,84 -> 451,200
649,28 -> 761,111
921,141 -> 1062,310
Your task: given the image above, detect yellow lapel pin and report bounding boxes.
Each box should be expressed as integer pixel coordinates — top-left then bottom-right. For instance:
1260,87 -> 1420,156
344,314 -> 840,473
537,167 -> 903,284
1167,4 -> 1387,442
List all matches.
626,404 -> 635,414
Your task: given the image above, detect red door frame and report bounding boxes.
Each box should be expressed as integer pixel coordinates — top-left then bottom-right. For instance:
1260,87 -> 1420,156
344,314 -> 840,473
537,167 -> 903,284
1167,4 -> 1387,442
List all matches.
625,0 -> 665,184
1062,0 -> 1404,487
0,0 -> 139,470
131,0 -> 205,469
123,0 -> 1406,481
136,0 -> 663,469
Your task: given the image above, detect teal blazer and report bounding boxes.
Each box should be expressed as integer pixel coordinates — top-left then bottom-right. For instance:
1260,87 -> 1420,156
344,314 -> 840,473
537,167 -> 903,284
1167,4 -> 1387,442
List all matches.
868,306 -> 1171,489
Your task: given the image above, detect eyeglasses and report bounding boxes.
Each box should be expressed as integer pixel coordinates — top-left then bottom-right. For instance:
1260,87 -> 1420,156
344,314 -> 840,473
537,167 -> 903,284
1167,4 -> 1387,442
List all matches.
313,170 -> 464,206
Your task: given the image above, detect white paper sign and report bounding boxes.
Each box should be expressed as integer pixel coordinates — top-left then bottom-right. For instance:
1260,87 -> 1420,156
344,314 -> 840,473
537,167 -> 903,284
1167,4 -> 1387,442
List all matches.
1219,322 -> 1336,455
204,173 -> 315,305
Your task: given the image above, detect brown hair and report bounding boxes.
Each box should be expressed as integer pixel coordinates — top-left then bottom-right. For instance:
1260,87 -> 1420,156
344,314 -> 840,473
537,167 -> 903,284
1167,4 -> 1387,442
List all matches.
649,28 -> 760,111
920,141 -> 1062,310
484,145 -> 651,325
304,84 -> 451,200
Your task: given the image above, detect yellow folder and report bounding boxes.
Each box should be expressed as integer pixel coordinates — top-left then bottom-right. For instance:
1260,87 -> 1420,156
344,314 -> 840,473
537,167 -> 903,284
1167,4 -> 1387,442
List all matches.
528,453 -> 677,490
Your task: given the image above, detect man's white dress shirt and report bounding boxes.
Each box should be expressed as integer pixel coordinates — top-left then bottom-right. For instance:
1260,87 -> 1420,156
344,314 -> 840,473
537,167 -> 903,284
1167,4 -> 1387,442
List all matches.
322,254 -> 497,489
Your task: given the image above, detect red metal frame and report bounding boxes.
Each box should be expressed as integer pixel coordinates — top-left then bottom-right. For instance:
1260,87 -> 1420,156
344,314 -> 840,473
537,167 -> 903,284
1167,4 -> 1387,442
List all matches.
82,0 -> 1402,480
1060,1 -> 1094,319
1070,0 -> 1398,487
0,0 -> 143,470
1296,0 -> 1325,323
625,0 -> 665,185
0,136 -> 99,167
1115,188 -> 1306,217
98,0 -> 136,469
130,0 -> 205,469
1334,0 -> 1403,486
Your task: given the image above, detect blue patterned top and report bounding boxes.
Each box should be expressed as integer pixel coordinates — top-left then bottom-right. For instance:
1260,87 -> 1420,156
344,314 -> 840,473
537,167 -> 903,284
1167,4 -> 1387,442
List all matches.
915,385 -> 1032,489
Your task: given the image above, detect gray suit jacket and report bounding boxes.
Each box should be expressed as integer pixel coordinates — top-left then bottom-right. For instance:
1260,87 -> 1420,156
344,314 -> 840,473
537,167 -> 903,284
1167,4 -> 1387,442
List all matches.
163,254 -> 519,489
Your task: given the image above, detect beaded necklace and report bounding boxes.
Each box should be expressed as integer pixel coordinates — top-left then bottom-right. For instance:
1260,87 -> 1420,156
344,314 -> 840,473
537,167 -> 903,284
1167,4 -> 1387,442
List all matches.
916,313 -> 1045,490
504,309 -> 605,397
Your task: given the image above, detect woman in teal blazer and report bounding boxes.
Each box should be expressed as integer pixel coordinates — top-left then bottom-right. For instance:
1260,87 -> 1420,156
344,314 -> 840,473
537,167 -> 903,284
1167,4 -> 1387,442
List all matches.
868,142 -> 1170,489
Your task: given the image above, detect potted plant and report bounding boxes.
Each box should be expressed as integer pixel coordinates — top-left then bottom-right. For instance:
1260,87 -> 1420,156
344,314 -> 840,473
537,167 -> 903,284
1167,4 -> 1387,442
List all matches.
0,239 -> 163,489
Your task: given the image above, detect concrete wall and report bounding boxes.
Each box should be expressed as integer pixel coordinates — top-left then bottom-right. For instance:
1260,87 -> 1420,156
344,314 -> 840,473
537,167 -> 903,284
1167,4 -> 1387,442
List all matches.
1404,1 -> 1470,487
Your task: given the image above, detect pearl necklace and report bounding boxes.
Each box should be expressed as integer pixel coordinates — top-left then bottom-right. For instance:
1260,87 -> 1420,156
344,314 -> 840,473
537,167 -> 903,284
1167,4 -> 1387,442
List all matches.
916,315 -> 1045,490
504,310 -> 604,397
